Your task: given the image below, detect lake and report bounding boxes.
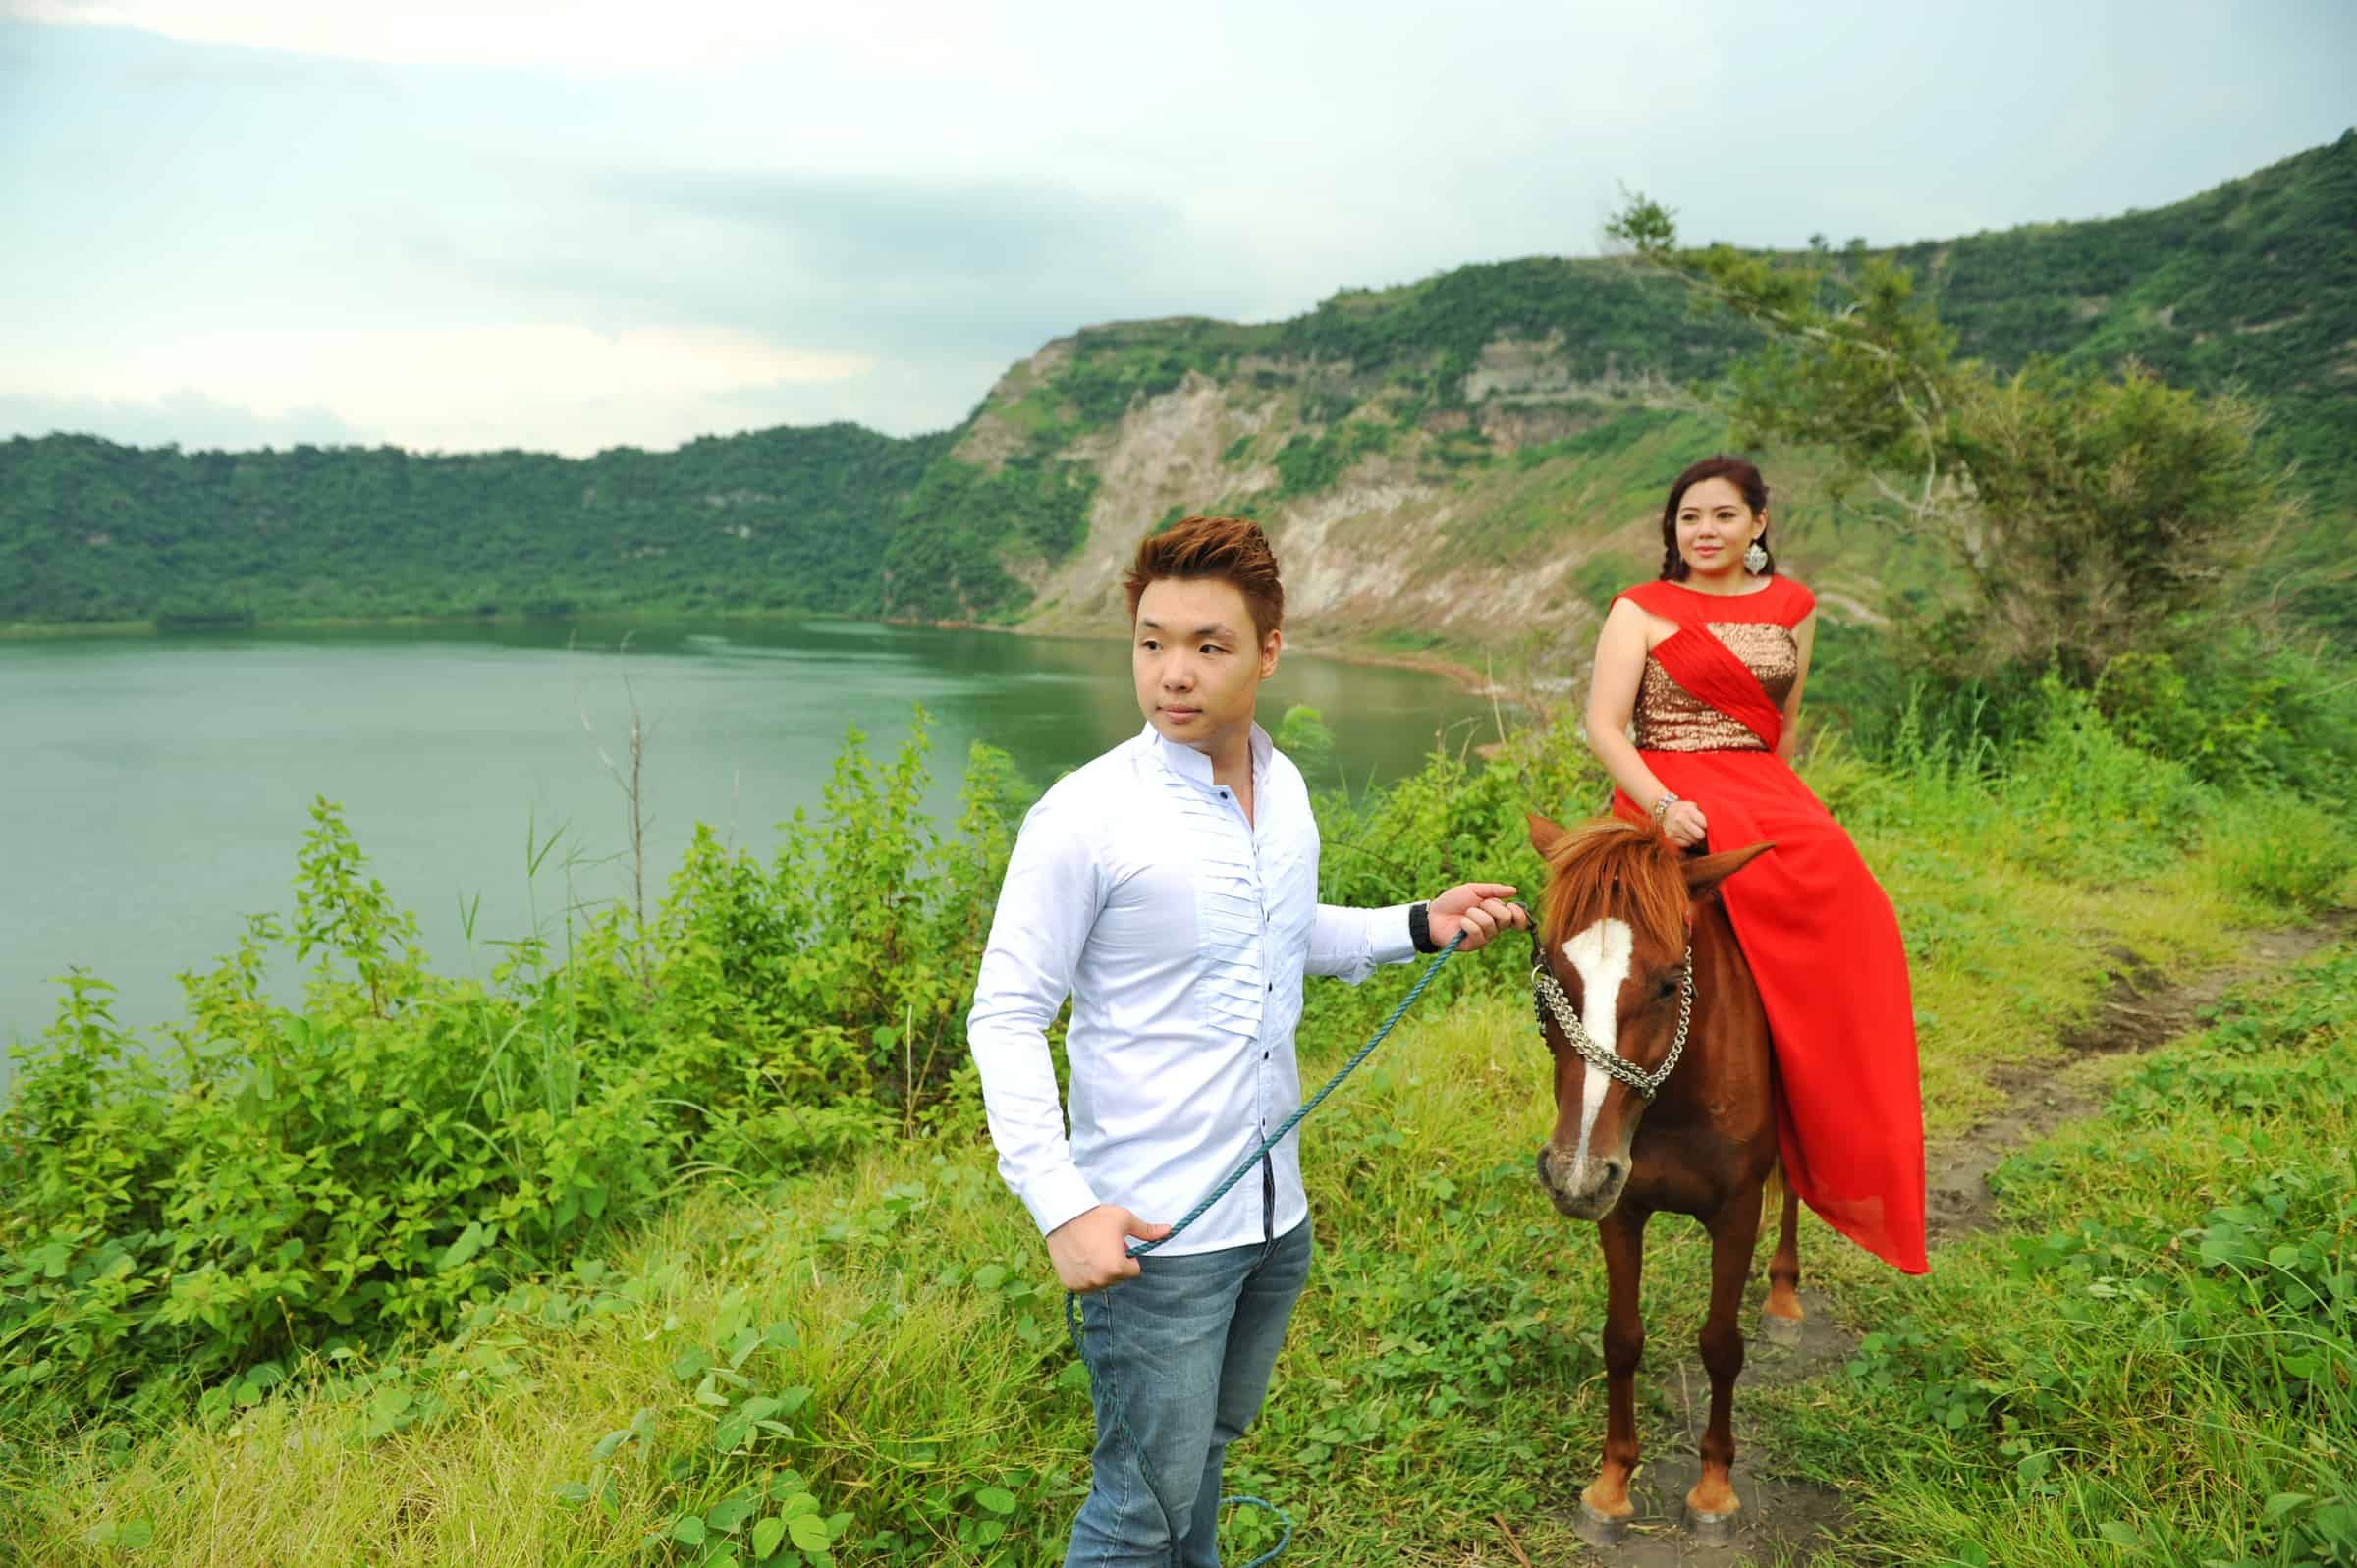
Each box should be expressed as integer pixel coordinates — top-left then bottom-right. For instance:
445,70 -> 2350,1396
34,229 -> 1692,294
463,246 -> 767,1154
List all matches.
2,617 -> 1505,1053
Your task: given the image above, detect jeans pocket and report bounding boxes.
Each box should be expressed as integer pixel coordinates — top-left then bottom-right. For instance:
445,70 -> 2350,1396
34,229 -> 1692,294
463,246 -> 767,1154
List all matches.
1094,1275 -> 1233,1401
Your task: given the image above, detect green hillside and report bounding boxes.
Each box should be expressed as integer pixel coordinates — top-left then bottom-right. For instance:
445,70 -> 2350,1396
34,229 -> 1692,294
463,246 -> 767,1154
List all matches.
2,133 -> 2349,639
0,425 -> 948,627
1891,128 -> 2356,485
913,131 -> 2351,627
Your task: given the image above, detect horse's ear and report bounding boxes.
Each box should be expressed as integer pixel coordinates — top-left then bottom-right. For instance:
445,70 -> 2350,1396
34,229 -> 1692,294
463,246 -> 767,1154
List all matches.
1683,841 -> 1774,903
1526,812 -> 1569,856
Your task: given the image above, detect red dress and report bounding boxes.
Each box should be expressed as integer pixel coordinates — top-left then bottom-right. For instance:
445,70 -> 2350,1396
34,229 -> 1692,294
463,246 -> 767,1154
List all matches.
1611,576 -> 1929,1274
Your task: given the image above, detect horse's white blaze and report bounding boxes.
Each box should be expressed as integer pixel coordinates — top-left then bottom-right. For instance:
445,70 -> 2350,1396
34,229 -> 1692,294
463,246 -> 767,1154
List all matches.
1561,918 -> 1634,1167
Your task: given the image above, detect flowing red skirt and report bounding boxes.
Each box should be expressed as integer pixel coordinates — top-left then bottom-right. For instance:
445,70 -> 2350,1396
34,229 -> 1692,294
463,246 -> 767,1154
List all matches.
1617,753 -> 1929,1274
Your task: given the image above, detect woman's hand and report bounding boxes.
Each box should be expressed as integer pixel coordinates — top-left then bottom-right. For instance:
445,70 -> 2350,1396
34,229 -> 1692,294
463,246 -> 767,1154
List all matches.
1661,798 -> 1709,849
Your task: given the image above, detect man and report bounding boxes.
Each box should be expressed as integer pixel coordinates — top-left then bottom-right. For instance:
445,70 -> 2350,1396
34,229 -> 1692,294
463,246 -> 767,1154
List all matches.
966,514 -> 1530,1566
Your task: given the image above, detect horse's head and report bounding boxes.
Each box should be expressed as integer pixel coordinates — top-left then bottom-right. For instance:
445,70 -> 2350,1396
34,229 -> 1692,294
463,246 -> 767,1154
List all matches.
1525,812 -> 1771,1221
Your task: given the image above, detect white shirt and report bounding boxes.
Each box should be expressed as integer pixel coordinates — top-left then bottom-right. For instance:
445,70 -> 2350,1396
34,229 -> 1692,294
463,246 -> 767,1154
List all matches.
966,722 -> 1419,1256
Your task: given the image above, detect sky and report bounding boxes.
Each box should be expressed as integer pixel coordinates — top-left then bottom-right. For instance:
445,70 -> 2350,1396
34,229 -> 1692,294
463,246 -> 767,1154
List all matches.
2,2 -> 2351,457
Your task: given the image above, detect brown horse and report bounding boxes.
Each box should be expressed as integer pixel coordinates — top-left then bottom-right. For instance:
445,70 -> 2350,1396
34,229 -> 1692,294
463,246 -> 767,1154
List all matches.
1525,813 -> 1806,1545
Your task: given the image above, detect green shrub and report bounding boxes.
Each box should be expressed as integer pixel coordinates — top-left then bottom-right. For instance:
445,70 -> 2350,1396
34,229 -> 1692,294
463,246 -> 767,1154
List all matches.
2000,676 -> 2215,880
1835,673 -> 2212,884
2201,791 -> 2357,913
1275,704 -> 1337,793
2097,638 -> 2357,802
0,716 -> 1021,1433
1295,718 -> 1609,1041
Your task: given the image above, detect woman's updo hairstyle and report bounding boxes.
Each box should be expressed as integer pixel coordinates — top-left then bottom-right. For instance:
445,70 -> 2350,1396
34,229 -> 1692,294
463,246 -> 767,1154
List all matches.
1658,455 -> 1774,581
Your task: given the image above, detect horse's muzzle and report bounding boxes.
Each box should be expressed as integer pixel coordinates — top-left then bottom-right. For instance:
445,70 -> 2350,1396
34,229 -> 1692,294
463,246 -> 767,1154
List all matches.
1536,1143 -> 1630,1220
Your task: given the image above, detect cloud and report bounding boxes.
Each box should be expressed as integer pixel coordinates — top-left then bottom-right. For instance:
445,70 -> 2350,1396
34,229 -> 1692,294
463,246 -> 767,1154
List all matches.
2,0 -> 998,71
3,326 -> 876,455
4,2 -> 2352,456
0,388 -> 368,450
521,166 -> 1208,351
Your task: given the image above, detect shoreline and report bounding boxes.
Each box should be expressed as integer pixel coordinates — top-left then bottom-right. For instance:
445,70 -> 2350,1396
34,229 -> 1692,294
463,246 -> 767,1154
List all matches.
899,615 -> 1541,708
0,605 -> 832,642
3,605 -> 1548,712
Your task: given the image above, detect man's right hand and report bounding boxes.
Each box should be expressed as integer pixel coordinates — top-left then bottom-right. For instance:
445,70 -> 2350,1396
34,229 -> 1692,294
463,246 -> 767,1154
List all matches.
1047,1205 -> 1173,1293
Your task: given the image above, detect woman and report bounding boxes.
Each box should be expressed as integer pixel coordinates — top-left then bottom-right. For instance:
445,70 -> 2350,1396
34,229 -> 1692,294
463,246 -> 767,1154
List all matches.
1584,455 -> 1928,1274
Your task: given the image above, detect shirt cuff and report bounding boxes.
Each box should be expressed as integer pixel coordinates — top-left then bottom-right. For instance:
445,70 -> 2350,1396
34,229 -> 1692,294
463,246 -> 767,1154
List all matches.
1370,902 -> 1421,965
1020,1162 -> 1104,1239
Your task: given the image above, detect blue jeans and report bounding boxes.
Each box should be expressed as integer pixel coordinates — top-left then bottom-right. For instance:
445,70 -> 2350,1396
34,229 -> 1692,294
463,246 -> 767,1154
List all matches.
1065,1221 -> 1314,1567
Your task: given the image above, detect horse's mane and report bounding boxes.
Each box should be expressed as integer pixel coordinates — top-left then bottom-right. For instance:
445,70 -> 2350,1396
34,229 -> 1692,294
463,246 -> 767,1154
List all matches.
1538,819 -> 1688,957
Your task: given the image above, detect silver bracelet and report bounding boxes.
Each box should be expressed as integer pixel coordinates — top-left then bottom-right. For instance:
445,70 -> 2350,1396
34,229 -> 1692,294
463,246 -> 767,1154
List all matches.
1651,791 -> 1679,826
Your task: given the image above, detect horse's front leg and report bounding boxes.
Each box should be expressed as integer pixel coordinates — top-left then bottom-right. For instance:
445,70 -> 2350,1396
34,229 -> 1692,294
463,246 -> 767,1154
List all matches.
1688,1186 -> 1768,1542
1579,1206 -> 1648,1543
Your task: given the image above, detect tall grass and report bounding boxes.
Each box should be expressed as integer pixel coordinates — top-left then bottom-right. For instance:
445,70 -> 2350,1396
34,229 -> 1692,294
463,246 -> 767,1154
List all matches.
12,931 -> 2350,1565
1773,944 -> 2357,1567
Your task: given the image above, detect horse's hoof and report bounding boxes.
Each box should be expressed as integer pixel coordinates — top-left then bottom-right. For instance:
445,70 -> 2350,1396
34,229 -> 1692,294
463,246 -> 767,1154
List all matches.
1576,1501 -> 1633,1546
1762,1311 -> 1804,1347
1684,1503 -> 1741,1546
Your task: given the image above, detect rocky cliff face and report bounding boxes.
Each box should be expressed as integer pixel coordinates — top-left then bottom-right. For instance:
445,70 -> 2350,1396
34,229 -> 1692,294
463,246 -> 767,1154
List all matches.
1008,361 -> 1662,654
938,318 -> 1779,685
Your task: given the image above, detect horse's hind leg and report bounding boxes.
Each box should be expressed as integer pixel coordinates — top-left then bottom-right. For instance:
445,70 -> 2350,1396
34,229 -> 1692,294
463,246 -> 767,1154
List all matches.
1763,1165 -> 1804,1345
1577,1209 -> 1648,1545
1689,1191 -> 1766,1543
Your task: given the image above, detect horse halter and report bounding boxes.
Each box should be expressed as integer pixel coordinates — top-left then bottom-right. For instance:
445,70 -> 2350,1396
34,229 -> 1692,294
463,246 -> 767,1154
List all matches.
1530,943 -> 1696,1101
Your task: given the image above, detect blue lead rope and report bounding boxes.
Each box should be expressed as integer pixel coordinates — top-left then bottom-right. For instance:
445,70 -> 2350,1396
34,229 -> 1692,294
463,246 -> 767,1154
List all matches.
1062,929 -> 1468,1567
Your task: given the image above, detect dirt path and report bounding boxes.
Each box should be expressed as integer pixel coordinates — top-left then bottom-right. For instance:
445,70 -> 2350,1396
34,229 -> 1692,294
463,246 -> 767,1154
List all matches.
1545,917 -> 2345,1566
1926,919 -> 2344,1240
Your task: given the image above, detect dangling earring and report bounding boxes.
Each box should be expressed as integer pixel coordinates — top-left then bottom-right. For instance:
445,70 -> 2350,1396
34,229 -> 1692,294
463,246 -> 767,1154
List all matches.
1743,537 -> 1769,574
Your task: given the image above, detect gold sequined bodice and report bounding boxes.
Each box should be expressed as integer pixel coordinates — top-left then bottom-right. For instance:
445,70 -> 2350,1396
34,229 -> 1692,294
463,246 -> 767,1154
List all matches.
1633,624 -> 1799,752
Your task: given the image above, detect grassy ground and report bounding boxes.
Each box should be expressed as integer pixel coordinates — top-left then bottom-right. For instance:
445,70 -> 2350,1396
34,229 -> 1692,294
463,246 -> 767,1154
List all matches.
7,766 -> 2348,1567
1837,943 -> 2357,1567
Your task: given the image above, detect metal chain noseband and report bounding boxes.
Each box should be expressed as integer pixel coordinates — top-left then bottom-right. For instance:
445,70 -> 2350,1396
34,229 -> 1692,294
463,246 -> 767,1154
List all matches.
1530,946 -> 1695,1100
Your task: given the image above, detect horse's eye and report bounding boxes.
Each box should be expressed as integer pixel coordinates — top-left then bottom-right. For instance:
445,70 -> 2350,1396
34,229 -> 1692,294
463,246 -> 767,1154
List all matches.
1655,972 -> 1682,1001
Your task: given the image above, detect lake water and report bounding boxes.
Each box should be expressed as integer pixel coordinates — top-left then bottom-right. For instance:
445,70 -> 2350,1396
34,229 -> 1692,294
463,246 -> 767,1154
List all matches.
2,618 -> 1503,1053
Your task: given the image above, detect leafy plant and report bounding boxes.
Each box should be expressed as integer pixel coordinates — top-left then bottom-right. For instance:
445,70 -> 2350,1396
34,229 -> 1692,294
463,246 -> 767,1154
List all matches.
0,714 -> 1024,1433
